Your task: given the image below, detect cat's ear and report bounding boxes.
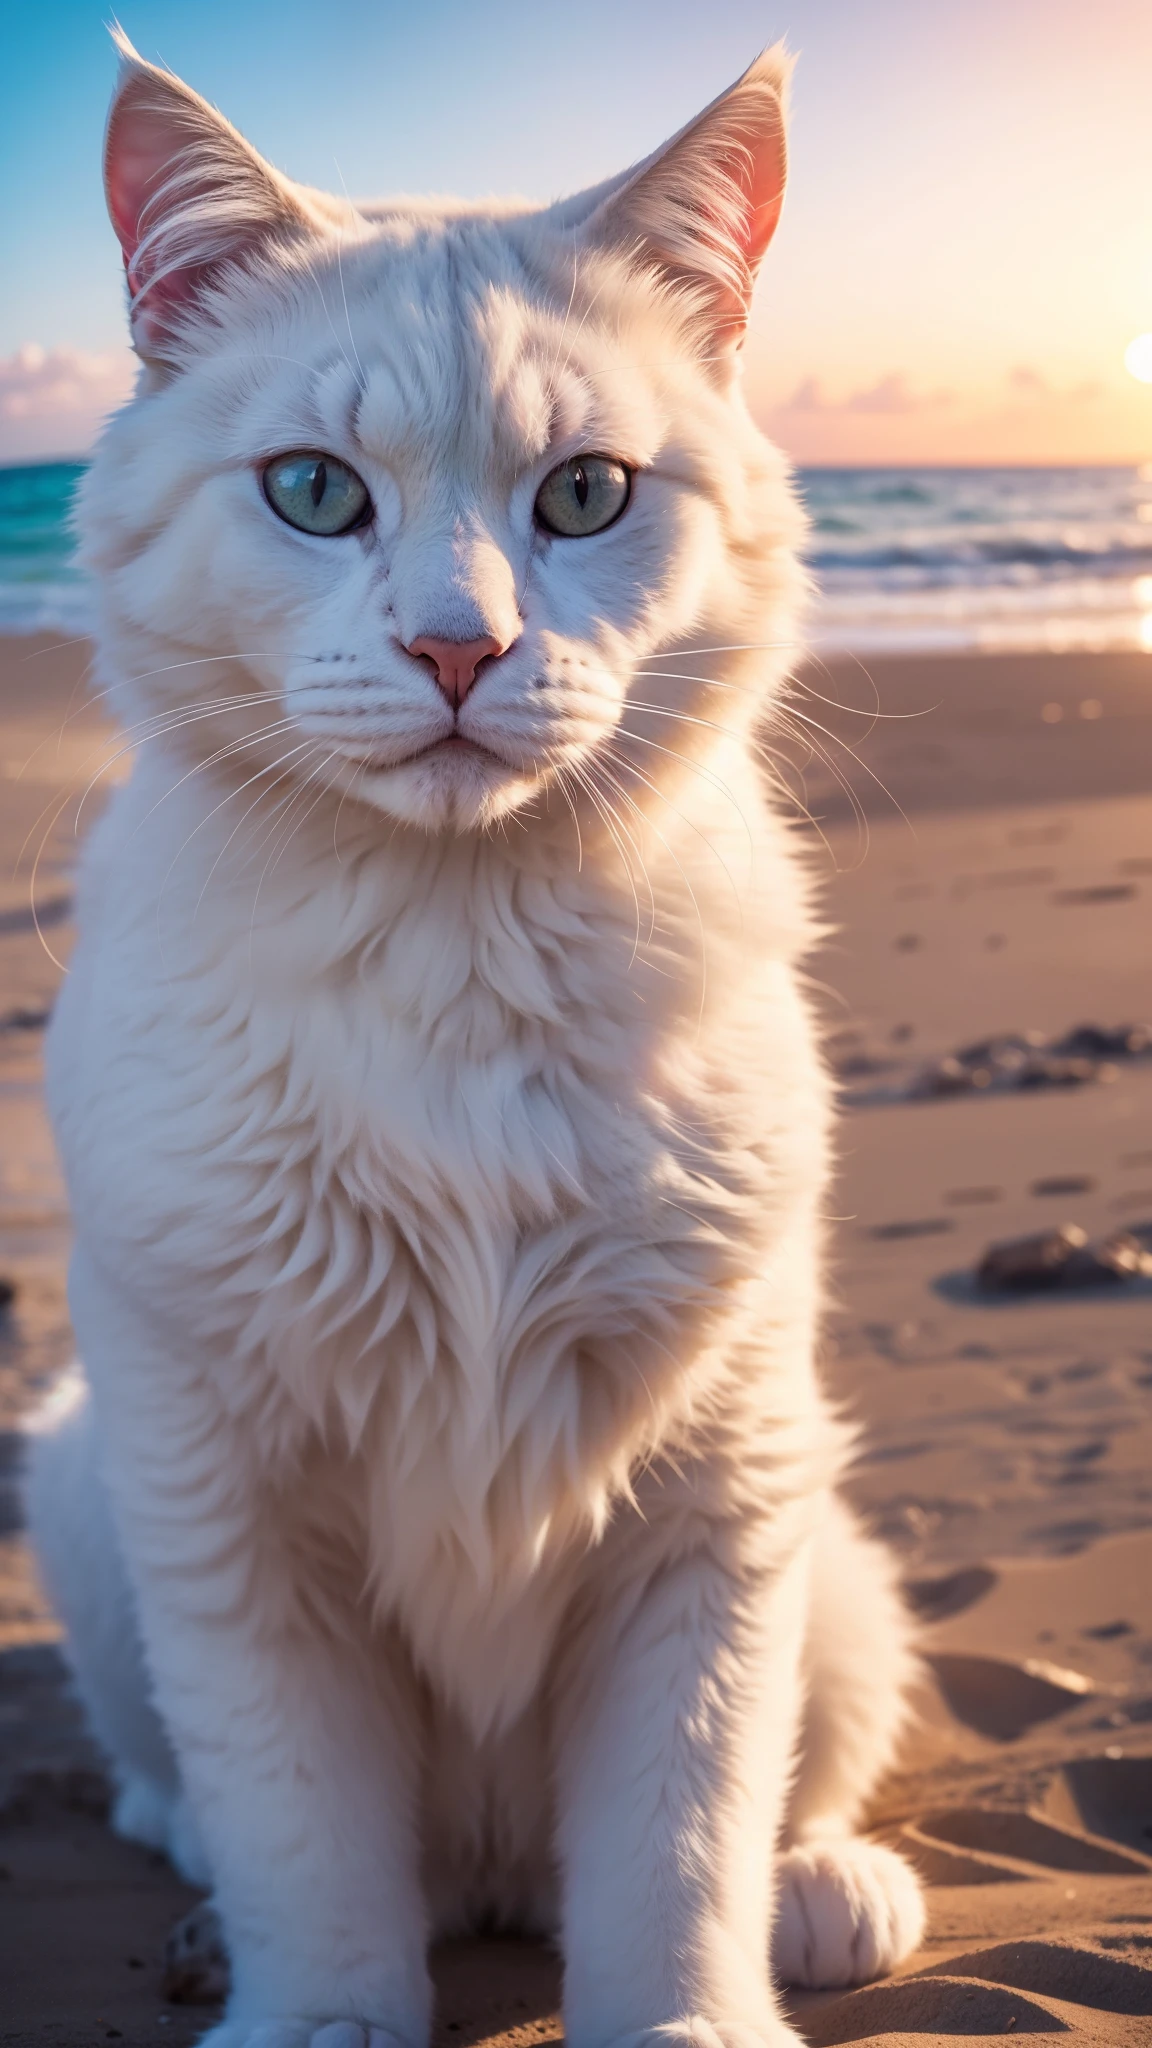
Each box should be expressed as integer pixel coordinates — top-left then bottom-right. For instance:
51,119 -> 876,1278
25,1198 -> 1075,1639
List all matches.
104,30 -> 337,360
580,46 -> 792,352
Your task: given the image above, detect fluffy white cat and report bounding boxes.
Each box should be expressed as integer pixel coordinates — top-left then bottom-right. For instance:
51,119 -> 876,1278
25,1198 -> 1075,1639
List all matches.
27,33 -> 924,2048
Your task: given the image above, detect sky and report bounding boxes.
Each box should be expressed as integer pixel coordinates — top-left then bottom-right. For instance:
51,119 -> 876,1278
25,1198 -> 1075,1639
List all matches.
3,0 -> 1152,466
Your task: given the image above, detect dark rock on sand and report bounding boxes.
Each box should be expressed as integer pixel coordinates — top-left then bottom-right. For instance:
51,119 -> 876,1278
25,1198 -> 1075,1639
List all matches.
906,1019 -> 1148,1103
914,1055 -> 994,1097
1055,1022 -> 1151,1059
1015,1053 -> 1106,1090
977,1226 -> 1089,1291
0,1006 -> 52,1033
954,1031 -> 1047,1070
1093,1231 -> 1152,1278
912,1047 -> 1103,1098
976,1226 -> 1152,1294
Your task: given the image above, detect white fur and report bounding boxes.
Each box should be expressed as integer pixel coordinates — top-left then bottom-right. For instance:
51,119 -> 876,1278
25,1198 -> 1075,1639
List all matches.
27,38 -> 923,2048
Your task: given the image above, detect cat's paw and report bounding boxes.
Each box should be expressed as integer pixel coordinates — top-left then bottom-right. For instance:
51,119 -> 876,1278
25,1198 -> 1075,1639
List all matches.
197,2024 -> 410,2048
772,1839 -> 925,1989
162,1900 -> 230,2005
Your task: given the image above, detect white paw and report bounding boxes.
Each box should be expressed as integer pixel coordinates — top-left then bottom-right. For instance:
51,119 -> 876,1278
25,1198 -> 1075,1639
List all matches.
198,2025 -> 409,2048
772,1838 -> 925,1989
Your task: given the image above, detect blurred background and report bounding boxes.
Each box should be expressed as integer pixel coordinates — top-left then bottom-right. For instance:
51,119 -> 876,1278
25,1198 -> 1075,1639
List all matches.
3,0 -> 1152,651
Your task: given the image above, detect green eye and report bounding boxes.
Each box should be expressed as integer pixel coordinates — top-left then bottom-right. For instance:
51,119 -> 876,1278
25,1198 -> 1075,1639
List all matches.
262,452 -> 371,536
534,455 -> 631,538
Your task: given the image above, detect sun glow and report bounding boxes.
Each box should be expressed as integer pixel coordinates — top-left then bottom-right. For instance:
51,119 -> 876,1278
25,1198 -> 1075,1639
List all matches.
1125,334 -> 1152,384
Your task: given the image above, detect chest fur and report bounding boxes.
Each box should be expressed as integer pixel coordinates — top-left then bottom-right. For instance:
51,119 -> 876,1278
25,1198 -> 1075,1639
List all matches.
51,777 -> 821,1729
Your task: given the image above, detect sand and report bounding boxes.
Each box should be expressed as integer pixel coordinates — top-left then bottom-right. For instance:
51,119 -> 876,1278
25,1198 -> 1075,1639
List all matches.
3,635 -> 1152,2045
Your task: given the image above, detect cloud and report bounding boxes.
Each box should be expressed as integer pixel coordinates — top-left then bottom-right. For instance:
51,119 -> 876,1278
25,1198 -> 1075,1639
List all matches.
0,342 -> 135,421
1007,363 -> 1047,396
845,373 -> 930,415
1006,364 -> 1103,405
0,343 -> 135,458
775,372 -> 953,417
778,376 -> 826,414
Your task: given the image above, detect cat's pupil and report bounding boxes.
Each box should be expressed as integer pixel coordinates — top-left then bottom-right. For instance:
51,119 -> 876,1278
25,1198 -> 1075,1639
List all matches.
573,465 -> 589,509
310,460 -> 327,508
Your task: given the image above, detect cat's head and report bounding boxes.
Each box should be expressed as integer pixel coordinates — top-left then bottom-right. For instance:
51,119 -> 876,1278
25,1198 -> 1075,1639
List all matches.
82,31 -> 803,836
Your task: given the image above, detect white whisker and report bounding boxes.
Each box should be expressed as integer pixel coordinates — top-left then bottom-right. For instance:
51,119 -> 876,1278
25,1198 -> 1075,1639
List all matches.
331,170 -> 367,387
560,754 -> 649,955
156,737 -> 320,918
592,747 -> 711,1027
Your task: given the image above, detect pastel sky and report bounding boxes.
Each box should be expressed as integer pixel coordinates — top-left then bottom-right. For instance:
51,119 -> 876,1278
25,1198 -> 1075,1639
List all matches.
3,0 -> 1152,465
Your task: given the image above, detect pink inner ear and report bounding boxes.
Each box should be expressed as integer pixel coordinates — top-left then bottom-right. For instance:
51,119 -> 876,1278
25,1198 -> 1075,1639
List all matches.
102,52 -> 317,355
106,96 -> 179,294
739,111 -> 787,272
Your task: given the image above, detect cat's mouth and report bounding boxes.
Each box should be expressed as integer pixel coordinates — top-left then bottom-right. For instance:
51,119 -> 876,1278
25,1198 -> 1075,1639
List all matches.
377,733 -> 511,772
326,729 -> 540,826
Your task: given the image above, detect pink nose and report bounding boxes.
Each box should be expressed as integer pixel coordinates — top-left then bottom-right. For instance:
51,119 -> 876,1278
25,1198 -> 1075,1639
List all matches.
407,635 -> 504,709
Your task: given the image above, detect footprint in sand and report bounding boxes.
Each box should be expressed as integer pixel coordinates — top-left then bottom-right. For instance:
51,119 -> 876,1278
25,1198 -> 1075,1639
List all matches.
1046,1754 -> 1152,1856
800,1941 -> 1152,2042
904,1563 -> 998,1623
921,1940 -> 1152,2016
0,893 -> 73,935
910,1807 -> 1151,1878
1052,884 -> 1138,906
799,1974 -> 1061,2041
926,1650 -> 1093,1742
870,1217 -> 954,1241
885,1826 -> 1032,1888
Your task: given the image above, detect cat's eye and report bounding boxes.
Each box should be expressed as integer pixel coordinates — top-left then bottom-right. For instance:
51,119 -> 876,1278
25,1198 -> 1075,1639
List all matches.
262,452 -> 371,536
534,455 -> 631,538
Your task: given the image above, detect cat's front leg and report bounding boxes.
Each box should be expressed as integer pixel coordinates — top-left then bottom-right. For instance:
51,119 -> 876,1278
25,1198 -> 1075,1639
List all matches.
70,1249 -> 431,2048
554,1519 -> 811,2048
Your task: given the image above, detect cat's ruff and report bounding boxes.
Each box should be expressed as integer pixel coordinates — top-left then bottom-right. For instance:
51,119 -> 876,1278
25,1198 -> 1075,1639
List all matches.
28,33 -> 924,2048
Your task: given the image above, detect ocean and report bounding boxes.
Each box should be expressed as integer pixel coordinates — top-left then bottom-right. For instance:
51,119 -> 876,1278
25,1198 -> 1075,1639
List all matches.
3,459 -> 1152,656
802,465 -> 1152,655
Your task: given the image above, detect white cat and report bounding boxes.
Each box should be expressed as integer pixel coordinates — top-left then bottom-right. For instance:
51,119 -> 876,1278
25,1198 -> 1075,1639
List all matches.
27,33 -> 924,2048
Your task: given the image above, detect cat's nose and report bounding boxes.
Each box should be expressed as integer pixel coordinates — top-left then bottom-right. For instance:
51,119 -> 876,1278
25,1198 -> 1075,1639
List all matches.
406,635 -> 505,709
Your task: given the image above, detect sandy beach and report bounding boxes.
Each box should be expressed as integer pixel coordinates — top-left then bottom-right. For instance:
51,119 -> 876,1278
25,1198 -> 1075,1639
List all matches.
3,634 -> 1152,2047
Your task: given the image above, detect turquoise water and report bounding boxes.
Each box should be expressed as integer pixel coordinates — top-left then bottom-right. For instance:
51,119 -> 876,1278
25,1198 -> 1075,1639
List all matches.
4,459 -> 1152,654
0,461 -> 90,637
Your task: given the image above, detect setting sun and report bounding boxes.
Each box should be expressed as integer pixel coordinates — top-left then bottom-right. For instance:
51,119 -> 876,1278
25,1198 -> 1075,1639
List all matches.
1125,333 -> 1152,383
